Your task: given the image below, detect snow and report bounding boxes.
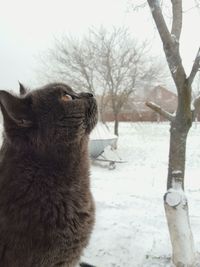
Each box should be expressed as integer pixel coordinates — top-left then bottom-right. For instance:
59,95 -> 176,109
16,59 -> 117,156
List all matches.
90,122 -> 117,141
172,170 -> 182,175
82,122 -> 200,266
150,7 -> 155,13
171,66 -> 178,74
171,34 -> 179,44
191,100 -> 195,112
1,122 -> 200,266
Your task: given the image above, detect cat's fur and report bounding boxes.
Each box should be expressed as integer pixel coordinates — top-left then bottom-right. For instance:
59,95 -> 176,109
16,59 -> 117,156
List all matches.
0,83 -> 98,267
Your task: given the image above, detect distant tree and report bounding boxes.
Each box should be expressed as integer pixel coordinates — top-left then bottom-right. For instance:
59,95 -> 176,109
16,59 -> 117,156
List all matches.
39,36 -> 96,93
133,0 -> 200,265
88,27 -> 147,136
39,27 -> 167,135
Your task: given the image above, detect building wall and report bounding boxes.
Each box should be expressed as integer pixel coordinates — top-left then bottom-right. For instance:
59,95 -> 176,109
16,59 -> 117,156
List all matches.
103,111 -> 168,122
100,86 -> 178,122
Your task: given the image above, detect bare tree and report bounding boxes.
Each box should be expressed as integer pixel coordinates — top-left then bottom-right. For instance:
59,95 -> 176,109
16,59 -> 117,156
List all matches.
39,27 -> 167,135
89,28 -> 149,136
140,0 -> 200,265
41,36 -> 96,93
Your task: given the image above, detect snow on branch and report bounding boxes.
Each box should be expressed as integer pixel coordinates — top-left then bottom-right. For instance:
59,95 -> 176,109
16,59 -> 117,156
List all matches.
188,47 -> 200,87
146,101 -> 175,121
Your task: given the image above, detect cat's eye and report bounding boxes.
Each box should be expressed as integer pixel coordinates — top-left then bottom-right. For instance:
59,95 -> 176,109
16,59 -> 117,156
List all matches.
61,94 -> 73,102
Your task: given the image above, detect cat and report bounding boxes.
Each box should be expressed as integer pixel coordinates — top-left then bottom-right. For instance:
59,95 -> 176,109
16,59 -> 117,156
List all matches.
0,82 -> 98,267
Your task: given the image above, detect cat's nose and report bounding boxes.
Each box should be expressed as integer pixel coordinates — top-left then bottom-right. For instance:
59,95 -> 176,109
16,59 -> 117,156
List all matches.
86,93 -> 94,98
81,92 -> 94,98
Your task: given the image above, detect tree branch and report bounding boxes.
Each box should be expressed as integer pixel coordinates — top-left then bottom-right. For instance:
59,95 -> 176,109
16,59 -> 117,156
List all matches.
171,0 -> 182,41
188,47 -> 200,87
193,94 -> 200,112
146,101 -> 175,121
147,0 -> 186,92
147,0 -> 172,47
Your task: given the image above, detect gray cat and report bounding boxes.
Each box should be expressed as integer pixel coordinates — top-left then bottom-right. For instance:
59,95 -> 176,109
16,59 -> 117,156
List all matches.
0,83 -> 98,267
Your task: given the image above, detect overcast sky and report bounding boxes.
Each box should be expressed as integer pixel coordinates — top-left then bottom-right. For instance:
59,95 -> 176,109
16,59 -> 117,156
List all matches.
0,0 -> 199,91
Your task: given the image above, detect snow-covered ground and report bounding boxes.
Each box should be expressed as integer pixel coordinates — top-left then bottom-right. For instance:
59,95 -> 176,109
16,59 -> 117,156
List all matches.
81,122 -> 200,267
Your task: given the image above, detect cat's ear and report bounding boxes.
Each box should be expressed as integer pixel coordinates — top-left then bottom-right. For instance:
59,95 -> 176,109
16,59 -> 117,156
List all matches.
19,81 -> 27,95
0,90 -> 33,128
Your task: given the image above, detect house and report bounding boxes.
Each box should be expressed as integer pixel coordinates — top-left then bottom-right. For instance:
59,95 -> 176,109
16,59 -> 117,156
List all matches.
145,85 -> 177,121
146,85 -> 177,113
98,86 -> 178,122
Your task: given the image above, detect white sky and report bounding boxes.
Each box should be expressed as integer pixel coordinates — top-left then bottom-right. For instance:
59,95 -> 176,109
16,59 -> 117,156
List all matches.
0,0 -> 199,91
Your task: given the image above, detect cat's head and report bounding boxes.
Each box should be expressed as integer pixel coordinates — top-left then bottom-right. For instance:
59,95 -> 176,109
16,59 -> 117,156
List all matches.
0,83 -> 98,148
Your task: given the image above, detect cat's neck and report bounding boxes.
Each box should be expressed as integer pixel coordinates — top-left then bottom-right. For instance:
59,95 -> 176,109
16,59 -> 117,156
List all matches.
3,136 -> 89,164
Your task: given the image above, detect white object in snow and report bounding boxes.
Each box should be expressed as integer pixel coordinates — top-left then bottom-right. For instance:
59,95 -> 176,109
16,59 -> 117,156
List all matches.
89,122 -> 118,158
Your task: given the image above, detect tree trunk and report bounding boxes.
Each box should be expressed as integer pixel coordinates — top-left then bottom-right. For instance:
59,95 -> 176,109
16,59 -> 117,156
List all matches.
164,188 -> 195,267
98,105 -> 104,123
164,114 -> 195,266
114,114 -> 119,136
99,94 -> 106,123
167,119 -> 190,190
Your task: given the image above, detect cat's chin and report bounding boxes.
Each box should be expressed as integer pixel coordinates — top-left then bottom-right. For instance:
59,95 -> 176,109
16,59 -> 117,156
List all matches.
84,98 -> 98,134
